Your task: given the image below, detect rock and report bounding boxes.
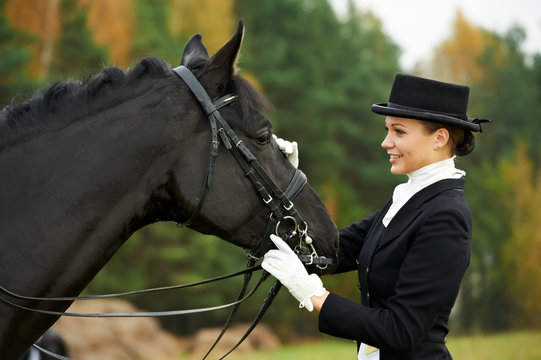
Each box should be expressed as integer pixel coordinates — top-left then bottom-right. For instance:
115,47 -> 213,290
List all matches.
188,323 -> 280,359
51,299 -> 281,359
52,299 -> 183,360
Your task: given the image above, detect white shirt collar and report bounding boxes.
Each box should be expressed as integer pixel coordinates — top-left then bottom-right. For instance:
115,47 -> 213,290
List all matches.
406,156 -> 465,191
382,157 -> 465,227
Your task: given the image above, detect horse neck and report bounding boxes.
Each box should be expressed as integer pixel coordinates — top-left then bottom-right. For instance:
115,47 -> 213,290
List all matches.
0,88 -> 189,292
0,84 -> 203,357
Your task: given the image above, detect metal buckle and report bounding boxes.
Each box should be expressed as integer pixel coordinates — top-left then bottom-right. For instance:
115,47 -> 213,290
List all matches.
316,256 -> 329,270
283,199 -> 294,211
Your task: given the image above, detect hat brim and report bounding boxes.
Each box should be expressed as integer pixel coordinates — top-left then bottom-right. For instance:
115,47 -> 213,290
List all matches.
372,102 -> 481,132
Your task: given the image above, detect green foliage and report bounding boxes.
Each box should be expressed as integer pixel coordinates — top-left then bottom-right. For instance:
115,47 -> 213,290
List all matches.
469,25 -> 541,161
235,0 -> 401,218
500,144 -> 541,328
50,0 -> 108,80
0,0 -> 38,104
458,160 -> 514,332
454,25 -> 541,332
131,0 -> 186,66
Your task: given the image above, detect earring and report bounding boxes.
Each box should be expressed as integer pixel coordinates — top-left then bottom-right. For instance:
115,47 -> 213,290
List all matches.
434,145 -> 441,150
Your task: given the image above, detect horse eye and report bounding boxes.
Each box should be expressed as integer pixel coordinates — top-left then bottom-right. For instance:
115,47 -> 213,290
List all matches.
256,132 -> 271,144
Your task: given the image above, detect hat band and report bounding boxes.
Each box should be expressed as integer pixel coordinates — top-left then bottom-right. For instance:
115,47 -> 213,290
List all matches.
387,102 -> 468,121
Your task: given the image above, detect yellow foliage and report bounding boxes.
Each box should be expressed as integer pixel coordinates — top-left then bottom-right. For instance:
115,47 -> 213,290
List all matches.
5,0 -> 61,77
4,0 -> 236,74
502,143 -> 541,327
170,0 -> 235,55
79,0 -> 134,68
5,0 -> 135,73
431,10 -> 484,84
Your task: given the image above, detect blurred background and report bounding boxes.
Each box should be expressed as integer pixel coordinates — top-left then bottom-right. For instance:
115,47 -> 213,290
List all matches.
2,0 -> 541,357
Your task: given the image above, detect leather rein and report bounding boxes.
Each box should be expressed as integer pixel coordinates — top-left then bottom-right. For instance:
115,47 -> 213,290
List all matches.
0,66 -> 332,359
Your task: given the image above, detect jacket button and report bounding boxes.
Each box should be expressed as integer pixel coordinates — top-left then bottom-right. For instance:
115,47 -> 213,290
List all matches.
366,267 -> 369,273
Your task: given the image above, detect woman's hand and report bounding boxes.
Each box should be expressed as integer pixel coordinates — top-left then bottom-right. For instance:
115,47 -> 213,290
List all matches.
273,134 -> 299,168
262,234 -> 326,311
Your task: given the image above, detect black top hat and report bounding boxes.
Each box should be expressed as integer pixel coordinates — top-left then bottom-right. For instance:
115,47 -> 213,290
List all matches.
371,74 -> 489,132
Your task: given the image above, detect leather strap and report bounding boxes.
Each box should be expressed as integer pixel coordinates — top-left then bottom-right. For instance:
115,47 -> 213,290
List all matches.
0,269 -> 266,318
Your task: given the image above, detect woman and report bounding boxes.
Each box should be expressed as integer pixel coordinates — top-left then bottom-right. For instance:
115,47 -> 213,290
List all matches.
262,74 -> 490,360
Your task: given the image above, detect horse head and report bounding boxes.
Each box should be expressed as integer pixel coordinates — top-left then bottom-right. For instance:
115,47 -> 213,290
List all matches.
165,20 -> 339,272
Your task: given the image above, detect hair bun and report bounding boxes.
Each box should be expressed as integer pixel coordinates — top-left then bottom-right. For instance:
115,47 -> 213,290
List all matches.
456,130 -> 475,156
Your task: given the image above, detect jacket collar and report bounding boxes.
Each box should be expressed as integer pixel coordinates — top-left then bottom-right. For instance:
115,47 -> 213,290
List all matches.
378,178 -> 465,250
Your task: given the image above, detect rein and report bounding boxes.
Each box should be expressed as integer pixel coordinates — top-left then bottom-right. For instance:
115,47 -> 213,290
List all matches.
2,65 -> 332,359
0,265 -> 266,318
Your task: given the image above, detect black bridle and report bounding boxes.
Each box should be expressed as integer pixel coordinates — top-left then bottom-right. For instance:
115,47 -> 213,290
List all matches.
172,65 -> 331,267
173,65 -> 332,358
0,66 -> 332,359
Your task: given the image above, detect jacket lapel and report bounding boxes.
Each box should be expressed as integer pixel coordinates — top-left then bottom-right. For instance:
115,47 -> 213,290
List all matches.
375,178 -> 466,252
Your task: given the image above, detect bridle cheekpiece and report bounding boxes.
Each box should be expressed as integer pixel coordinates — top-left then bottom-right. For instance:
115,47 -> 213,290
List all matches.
172,65 -> 332,270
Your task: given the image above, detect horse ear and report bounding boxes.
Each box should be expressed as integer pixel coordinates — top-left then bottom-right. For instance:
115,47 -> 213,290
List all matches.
180,34 -> 210,66
205,20 -> 244,83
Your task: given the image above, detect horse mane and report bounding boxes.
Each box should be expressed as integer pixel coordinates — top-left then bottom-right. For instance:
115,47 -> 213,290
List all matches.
0,57 -> 172,144
0,56 -> 270,146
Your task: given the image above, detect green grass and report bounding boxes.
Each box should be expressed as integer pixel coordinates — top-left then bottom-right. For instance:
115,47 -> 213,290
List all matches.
446,331 -> 541,360
223,331 -> 541,360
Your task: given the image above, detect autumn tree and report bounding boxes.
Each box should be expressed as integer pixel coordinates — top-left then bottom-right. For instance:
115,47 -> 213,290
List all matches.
501,143 -> 541,328
470,26 -> 541,161
0,0 -> 39,104
426,10 -> 485,84
170,0 -> 235,56
79,0 -> 134,68
50,0 -> 108,79
422,11 -> 541,160
4,0 -> 60,78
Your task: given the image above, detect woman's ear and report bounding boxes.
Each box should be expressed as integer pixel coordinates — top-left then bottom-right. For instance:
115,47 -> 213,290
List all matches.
434,128 -> 450,150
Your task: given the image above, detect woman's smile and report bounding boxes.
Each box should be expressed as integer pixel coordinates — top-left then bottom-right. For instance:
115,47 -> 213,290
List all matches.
381,116 -> 448,175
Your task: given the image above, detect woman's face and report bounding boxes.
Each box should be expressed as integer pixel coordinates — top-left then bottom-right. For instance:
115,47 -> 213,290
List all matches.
381,116 -> 443,175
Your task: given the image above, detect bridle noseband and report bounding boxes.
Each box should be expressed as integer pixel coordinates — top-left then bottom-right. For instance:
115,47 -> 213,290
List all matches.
172,65 -> 332,268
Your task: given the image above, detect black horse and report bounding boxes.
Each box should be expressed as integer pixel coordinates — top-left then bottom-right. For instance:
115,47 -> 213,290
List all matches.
0,21 -> 338,359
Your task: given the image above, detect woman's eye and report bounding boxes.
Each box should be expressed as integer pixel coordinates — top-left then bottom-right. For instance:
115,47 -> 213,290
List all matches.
395,129 -> 406,135
256,132 -> 271,144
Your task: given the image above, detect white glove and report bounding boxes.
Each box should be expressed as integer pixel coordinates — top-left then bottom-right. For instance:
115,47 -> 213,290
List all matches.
272,134 -> 299,168
262,234 -> 326,311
